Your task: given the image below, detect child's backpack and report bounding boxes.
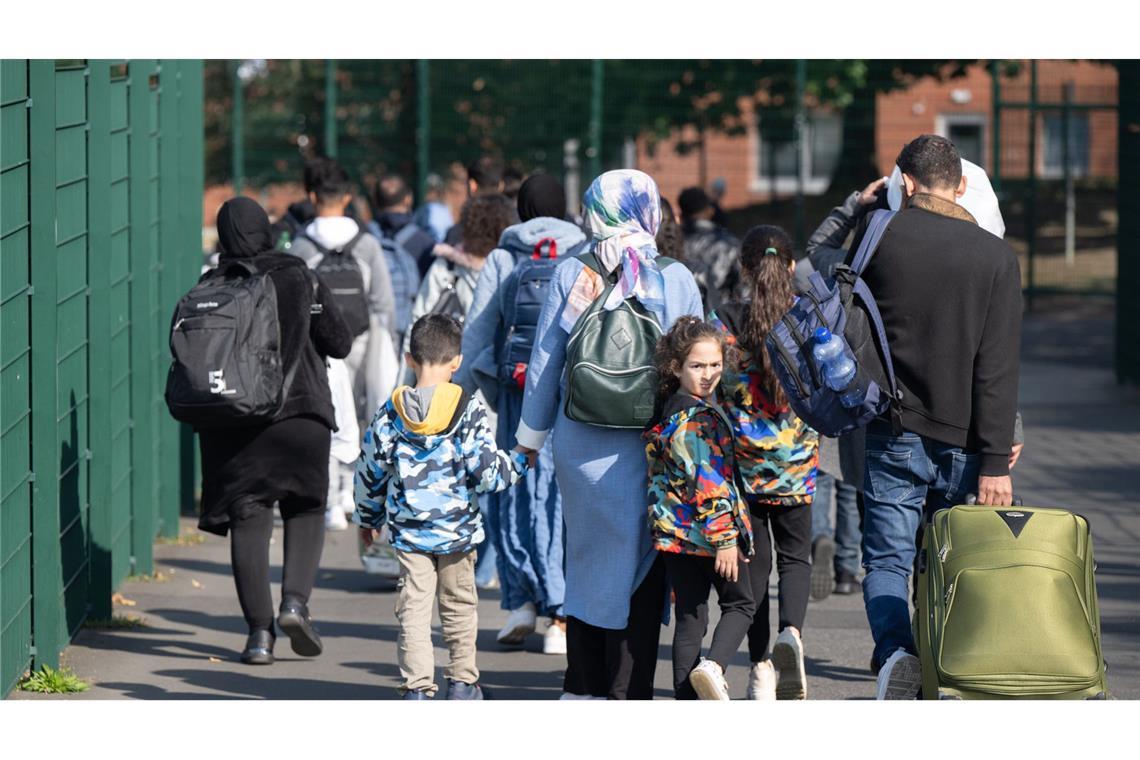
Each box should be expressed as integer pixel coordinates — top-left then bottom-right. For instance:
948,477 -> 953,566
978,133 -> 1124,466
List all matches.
374,224 -> 422,343
164,260 -> 300,428
501,237 -> 587,390
427,260 -> 475,325
564,251 -> 677,428
764,208 -> 902,437
300,230 -> 370,337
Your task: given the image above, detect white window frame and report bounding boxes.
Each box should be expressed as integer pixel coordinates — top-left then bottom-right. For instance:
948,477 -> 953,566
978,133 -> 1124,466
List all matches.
1039,111 -> 1090,180
935,113 -> 989,170
749,113 -> 837,195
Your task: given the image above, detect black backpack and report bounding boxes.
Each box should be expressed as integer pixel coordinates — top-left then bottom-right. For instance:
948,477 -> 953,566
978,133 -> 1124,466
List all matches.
428,260 -> 475,325
301,230 -> 370,337
164,260 -> 303,428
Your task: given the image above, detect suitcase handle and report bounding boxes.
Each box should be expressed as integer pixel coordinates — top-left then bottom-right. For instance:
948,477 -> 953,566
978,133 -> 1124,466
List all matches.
964,493 -> 1023,507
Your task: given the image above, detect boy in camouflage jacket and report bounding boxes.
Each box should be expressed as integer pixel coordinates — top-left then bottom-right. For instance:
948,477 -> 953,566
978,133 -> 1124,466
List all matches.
355,315 -> 530,700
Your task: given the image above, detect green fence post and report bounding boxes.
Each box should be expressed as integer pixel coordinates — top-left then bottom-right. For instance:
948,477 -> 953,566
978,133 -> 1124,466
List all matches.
417,59 -> 430,204
128,60 -> 157,575
1026,60 -> 1038,311
794,59 -> 807,253
28,58 -> 63,669
156,61 -> 181,539
231,60 -> 244,194
179,61 -> 204,517
587,60 -> 604,183
325,59 -> 337,159
990,60 -> 1002,195
87,60 -> 115,619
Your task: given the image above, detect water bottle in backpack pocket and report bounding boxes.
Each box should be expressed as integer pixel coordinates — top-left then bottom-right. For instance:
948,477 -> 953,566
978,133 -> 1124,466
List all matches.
765,209 -> 903,437
164,260 -> 286,428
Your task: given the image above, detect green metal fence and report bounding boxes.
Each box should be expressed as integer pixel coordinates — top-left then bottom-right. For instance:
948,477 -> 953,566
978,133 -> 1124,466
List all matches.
0,59 -> 203,697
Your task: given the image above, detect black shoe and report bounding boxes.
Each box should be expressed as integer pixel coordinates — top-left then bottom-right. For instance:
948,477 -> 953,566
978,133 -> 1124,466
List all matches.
834,571 -> 859,595
240,629 -> 275,665
277,599 -> 323,657
809,536 -> 835,601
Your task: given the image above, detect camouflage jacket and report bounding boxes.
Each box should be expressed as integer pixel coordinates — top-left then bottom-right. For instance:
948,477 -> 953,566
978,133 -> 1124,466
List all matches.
353,388 -> 528,554
644,393 -> 753,557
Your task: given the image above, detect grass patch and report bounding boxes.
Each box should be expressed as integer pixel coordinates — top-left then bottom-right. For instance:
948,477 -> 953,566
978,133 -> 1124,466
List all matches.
84,614 -> 147,630
155,533 -> 206,546
18,665 -> 90,694
126,570 -> 170,583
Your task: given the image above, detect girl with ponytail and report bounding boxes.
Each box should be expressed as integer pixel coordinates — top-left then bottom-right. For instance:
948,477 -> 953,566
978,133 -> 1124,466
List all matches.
707,225 -> 820,701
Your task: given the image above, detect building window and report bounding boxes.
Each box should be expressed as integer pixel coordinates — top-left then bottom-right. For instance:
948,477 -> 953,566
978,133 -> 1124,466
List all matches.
935,114 -> 986,168
751,111 -> 842,194
1042,113 -> 1089,178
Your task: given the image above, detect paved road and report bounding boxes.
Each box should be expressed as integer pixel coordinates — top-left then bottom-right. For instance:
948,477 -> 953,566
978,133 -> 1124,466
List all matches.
12,304 -> 1139,700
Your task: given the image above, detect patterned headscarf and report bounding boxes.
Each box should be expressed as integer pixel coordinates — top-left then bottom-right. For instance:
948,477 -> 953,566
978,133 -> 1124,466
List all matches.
578,170 -> 667,326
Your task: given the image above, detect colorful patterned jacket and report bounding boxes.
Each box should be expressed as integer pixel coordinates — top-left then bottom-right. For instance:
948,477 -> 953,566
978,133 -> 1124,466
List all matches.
709,304 -> 819,506
354,382 -> 528,554
644,392 -> 753,557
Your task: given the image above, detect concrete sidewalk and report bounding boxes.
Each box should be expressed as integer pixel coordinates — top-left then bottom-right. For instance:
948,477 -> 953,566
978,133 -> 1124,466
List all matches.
12,304 -> 1139,700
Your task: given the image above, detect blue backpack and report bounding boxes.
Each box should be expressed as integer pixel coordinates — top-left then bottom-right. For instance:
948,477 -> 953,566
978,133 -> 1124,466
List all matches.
764,209 -> 903,437
369,222 -> 422,345
500,237 -> 587,390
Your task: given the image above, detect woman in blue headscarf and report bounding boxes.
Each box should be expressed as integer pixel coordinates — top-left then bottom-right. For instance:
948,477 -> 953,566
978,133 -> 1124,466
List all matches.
517,170 -> 704,699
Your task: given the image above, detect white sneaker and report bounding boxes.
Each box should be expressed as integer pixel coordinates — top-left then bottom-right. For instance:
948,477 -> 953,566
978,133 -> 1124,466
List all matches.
496,602 -> 537,645
543,619 -> 567,655
876,648 -> 921,700
745,660 -> 777,701
689,658 -> 731,701
771,628 -> 807,700
324,507 -> 348,531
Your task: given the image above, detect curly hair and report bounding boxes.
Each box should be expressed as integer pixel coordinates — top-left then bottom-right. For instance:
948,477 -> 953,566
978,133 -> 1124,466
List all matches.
654,315 -> 739,404
738,225 -> 795,407
459,193 -> 516,258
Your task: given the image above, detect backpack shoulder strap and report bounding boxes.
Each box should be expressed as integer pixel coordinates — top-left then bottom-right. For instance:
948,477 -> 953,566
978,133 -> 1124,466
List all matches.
446,387 -> 474,433
337,230 -> 367,256
393,224 -> 419,249
849,209 -> 896,275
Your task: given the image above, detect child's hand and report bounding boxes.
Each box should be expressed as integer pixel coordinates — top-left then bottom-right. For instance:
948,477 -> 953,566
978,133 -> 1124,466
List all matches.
714,545 -> 747,582
359,526 -> 378,547
514,445 -> 537,468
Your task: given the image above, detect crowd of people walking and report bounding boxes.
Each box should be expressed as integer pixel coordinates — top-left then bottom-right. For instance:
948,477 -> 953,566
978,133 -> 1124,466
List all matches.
182,132 -> 1022,700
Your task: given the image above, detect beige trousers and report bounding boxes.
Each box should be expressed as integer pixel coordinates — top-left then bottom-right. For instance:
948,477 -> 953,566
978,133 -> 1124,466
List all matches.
395,549 -> 479,696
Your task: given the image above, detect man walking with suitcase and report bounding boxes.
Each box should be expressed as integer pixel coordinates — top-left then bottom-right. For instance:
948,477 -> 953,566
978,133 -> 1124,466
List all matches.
853,135 -> 1022,699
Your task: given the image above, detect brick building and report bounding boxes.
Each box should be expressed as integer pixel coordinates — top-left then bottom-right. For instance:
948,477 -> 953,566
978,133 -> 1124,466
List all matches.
638,60 -> 1119,212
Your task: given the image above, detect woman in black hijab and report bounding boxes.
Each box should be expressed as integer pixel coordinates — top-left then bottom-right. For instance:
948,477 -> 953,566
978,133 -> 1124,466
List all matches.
199,197 -> 353,664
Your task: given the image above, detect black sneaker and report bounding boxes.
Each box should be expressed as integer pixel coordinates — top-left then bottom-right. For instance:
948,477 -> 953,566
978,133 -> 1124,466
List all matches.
277,599 -> 323,657
834,571 -> 859,595
240,629 -> 275,665
809,536 -> 835,601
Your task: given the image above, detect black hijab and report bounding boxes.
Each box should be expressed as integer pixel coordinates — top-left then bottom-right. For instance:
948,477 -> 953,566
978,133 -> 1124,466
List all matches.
217,196 -> 274,259
516,173 -> 566,222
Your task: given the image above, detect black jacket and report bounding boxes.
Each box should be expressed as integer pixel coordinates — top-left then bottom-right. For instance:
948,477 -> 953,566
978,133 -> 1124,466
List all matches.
850,195 -> 1022,476
211,252 -> 354,429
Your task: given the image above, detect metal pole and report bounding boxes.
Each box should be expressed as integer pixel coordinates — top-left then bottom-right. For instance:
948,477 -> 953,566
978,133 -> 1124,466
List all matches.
795,58 -> 807,253
1063,81 -> 1076,267
325,59 -> 337,159
990,60 -> 1002,195
588,60 -> 604,183
231,60 -> 244,194
417,59 -> 430,205
1027,60 -> 1038,310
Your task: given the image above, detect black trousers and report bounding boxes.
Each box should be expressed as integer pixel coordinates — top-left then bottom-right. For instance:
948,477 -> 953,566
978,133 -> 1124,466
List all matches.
229,499 -> 325,632
746,501 -> 812,661
664,552 -> 756,700
563,555 -> 666,699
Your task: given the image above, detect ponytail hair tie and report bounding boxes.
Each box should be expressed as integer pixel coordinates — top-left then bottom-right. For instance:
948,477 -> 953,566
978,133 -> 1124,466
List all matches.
764,247 -> 779,257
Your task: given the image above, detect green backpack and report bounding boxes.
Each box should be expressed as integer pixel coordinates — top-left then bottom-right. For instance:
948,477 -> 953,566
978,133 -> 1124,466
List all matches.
914,504 -> 1109,700
563,251 -> 676,428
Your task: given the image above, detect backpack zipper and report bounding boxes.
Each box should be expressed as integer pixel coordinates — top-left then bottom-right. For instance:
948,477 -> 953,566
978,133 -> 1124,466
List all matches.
781,314 -> 822,387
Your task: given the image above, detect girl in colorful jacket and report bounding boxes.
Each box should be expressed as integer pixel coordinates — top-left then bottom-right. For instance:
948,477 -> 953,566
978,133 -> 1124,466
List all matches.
708,225 -> 820,701
644,316 -> 755,700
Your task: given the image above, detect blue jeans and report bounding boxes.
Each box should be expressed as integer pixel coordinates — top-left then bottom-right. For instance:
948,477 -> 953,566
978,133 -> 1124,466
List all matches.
861,422 -> 979,671
811,473 -> 862,577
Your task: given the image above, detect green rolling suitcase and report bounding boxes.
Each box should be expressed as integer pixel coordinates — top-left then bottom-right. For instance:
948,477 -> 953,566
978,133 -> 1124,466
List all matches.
914,504 -> 1108,699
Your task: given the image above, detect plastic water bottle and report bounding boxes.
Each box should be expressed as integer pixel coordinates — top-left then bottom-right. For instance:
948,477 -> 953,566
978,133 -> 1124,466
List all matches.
812,327 -> 865,408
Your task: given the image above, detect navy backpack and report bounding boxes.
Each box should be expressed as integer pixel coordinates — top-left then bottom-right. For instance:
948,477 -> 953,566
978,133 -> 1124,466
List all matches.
764,209 -> 903,437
